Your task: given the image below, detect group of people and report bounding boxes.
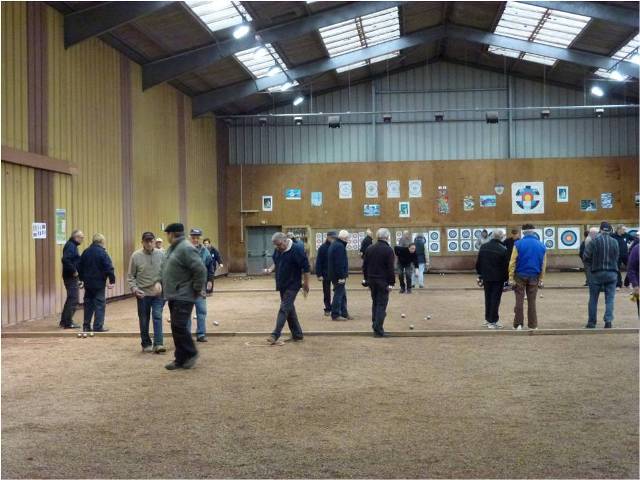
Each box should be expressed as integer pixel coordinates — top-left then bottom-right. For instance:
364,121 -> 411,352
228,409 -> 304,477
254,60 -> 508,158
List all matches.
59,224 -> 223,370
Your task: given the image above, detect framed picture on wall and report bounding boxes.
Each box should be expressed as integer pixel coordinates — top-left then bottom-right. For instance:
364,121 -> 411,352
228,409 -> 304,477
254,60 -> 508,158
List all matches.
399,201 -> 410,218
262,195 -> 273,211
557,186 -> 569,203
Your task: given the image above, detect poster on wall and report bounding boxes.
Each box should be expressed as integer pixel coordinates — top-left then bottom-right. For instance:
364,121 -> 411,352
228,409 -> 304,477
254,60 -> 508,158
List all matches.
408,180 -> 422,198
557,186 -> 569,203
387,180 -> 400,198
635,192 -> 639,207
480,195 -> 497,208
557,227 -> 580,250
339,181 -> 352,199
600,192 -> 613,209
395,231 -> 403,245
543,227 -> 556,249
262,195 -> 273,211
399,201 -> 410,218
365,181 -> 378,198
494,183 -> 505,195
363,204 -> 380,217
437,185 -> 449,215
32,222 -> 47,239
463,195 -> 475,211
55,209 -> 67,245
311,192 -> 323,207
428,230 -> 441,254
580,199 -> 597,211
315,232 -> 325,250
285,189 -> 301,200
512,182 -> 544,214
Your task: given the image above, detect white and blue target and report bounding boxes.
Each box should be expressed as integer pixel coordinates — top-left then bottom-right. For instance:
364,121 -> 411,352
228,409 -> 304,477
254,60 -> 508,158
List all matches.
448,241 -> 459,252
460,240 -> 472,251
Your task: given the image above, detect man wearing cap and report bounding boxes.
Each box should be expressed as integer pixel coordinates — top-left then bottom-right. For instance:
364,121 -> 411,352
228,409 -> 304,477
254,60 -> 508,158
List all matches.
328,229 -> 353,321
128,232 -> 166,353
157,223 -> 207,370
188,228 -> 215,342
583,222 -> 620,328
155,238 -> 165,253
315,231 -> 336,316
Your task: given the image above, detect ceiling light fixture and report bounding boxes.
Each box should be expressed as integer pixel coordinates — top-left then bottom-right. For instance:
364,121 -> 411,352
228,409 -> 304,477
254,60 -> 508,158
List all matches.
293,95 -> 304,106
232,24 -> 250,39
590,85 -> 604,97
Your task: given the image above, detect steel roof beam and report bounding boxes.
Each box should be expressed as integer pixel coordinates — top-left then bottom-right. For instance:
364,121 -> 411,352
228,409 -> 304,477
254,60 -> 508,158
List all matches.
520,1 -> 639,28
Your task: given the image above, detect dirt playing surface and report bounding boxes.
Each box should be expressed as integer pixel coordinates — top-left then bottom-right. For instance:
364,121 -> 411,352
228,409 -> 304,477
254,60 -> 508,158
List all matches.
2,333 -> 638,479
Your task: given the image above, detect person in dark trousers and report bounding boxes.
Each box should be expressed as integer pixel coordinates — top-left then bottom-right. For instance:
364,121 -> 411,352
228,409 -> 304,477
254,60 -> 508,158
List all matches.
266,232 -> 310,344
159,223 -> 207,370
612,225 -> 629,289
78,233 -> 115,332
583,222 -> 620,328
328,230 -> 352,320
59,229 -> 84,329
362,228 -> 396,337
503,229 -> 520,261
203,238 -> 224,287
394,243 -> 418,293
412,233 -> 429,288
579,230 -> 589,286
626,237 -> 639,316
476,229 -> 509,329
359,229 -> 373,258
315,231 -> 336,316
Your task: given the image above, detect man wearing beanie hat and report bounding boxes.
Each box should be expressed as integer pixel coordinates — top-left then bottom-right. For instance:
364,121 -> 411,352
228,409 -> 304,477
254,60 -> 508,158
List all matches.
315,231 -> 336,316
583,221 -> 620,328
156,223 -> 207,370
328,230 -> 353,321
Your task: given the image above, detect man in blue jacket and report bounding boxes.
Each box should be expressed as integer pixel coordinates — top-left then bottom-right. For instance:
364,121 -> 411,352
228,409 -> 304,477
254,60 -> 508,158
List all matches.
315,231 -> 336,316
59,229 -> 84,329
266,232 -> 310,344
508,224 -> 546,330
328,230 -> 352,321
188,228 -> 214,342
78,233 -> 116,332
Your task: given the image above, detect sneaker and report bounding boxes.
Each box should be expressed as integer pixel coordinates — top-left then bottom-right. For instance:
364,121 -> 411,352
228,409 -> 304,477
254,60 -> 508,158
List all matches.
323,311 -> 331,317
62,323 -> 79,329
331,316 -> 346,321
196,336 -> 208,342
154,345 -> 167,354
494,322 -> 504,329
142,345 -> 153,353
399,290 -> 406,294
337,316 -> 352,321
604,322 -> 612,329
373,332 -> 388,338
344,315 -> 355,320
530,327 -> 538,330
514,325 -> 523,330
182,354 -> 199,369
487,323 -> 497,329
419,285 -> 425,289
406,290 -> 412,294
291,336 -> 304,342
165,361 -> 181,370
481,321 -> 490,327
266,335 -> 278,345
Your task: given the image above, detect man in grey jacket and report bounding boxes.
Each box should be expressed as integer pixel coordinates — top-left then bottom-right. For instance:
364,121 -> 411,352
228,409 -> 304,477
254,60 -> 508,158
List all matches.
157,223 -> 207,370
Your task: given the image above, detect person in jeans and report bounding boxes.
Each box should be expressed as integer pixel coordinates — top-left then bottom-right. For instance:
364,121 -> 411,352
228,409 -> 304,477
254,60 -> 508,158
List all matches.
266,232 -> 310,344
315,231 -> 336,316
394,243 -> 418,293
583,222 -> 620,328
187,228 -> 214,342
412,233 -> 429,288
476,229 -> 509,329
508,224 -> 546,330
128,231 -> 166,353
611,225 -> 629,290
362,228 -> 395,337
78,233 -> 116,332
158,223 -> 207,370
59,229 -> 84,329
328,230 -> 352,321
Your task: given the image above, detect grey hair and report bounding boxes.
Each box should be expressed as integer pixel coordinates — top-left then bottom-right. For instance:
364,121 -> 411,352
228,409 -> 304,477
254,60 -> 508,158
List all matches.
92,233 -> 105,244
272,232 -> 288,243
493,229 -> 506,241
376,228 -> 391,241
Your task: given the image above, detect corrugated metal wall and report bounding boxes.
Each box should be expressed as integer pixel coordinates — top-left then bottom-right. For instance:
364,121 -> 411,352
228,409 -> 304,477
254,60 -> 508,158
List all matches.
229,62 -> 638,164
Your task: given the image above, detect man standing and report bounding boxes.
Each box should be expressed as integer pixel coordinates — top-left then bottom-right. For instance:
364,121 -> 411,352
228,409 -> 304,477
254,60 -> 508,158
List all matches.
398,230 -> 412,247
626,237 -> 639,316
315,231 -> 336,316
328,230 -> 352,321
155,238 -> 165,252
78,234 -> 116,332
202,238 -> 224,284
188,228 -> 214,342
476,229 -> 509,329
359,229 -> 373,258
362,228 -> 395,337
266,232 -> 310,344
583,222 -> 620,328
503,229 -> 520,262
158,223 -> 206,370
579,230 -> 589,286
128,232 -> 166,353
413,233 -> 429,289
59,229 -> 84,329
611,225 -> 629,290
508,224 -> 546,330
394,243 -> 418,294
475,229 -> 491,250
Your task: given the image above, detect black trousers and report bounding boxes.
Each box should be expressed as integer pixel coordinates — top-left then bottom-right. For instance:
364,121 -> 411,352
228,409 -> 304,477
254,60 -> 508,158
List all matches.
398,264 -> 412,291
370,279 -> 390,335
168,300 -> 198,365
322,278 -> 332,312
60,277 -> 79,326
483,281 -> 504,324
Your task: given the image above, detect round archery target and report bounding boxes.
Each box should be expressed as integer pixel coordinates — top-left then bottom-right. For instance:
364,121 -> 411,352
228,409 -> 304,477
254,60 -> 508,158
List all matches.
544,227 -> 555,238
460,240 -> 472,251
448,241 -> 459,252
428,230 -> 440,253
447,228 -> 459,240
429,231 -> 440,241
545,239 -> 555,249
429,242 -> 439,252
558,227 -> 580,250
460,228 -> 472,239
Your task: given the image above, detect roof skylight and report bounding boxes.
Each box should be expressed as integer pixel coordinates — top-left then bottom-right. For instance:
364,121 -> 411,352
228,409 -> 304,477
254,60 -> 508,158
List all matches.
267,80 -> 299,93
488,1 -> 591,66
612,33 -> 640,63
234,44 -> 288,79
185,1 -> 251,33
336,51 -> 400,74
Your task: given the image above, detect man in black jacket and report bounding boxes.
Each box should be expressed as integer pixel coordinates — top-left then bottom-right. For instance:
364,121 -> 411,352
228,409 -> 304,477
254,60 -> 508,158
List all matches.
315,231 -> 336,316
78,234 -> 116,332
359,229 -> 373,258
394,243 -> 418,293
328,230 -> 352,321
476,229 -> 509,329
59,229 -> 84,329
363,228 -> 396,337
612,225 -> 629,289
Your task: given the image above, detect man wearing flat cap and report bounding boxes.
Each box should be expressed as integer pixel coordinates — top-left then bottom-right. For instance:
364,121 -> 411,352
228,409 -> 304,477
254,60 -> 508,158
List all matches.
156,223 -> 207,370
315,231 -> 336,316
188,227 -> 215,342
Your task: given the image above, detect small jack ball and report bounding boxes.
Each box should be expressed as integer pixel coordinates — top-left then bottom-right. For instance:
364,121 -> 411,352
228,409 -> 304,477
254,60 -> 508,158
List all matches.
77,333 -> 82,338
89,332 -> 94,337
213,321 -> 220,326
540,295 -> 544,299
82,333 -> 87,338
401,313 -> 406,318
409,324 -> 415,330
427,315 -> 432,319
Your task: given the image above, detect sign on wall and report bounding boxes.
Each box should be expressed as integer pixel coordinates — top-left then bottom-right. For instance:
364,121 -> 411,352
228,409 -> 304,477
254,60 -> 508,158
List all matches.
365,181 -> 378,198
408,179 -> 422,198
285,189 -> 301,200
339,181 -> 352,199
55,209 -> 67,244
387,180 -> 400,198
32,223 -> 47,239
512,182 -> 544,214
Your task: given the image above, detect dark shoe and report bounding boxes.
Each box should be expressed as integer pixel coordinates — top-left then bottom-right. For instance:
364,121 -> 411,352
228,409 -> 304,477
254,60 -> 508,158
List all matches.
323,311 -> 331,317
182,354 -> 199,369
584,324 -> 596,329
374,332 -> 388,338
604,322 -> 612,329
291,336 -> 304,342
407,289 -> 412,294
399,290 -> 406,294
197,336 -> 208,342
266,335 -> 278,345
343,314 -> 354,320
93,328 -> 109,333
165,361 -> 181,370
419,285 -> 424,289
63,323 -> 79,329
153,345 -> 167,354
82,327 -> 92,333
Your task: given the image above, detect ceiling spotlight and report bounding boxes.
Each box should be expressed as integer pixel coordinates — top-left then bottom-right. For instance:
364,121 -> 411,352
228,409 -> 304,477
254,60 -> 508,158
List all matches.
327,115 -> 341,128
594,107 -> 604,118
258,117 -> 267,127
590,85 -> 604,97
232,24 -> 250,39
294,116 -> 303,126
383,114 -> 392,124
293,95 -> 304,106
434,112 -> 444,122
541,109 -> 550,119
267,66 -> 282,77
485,111 -> 499,124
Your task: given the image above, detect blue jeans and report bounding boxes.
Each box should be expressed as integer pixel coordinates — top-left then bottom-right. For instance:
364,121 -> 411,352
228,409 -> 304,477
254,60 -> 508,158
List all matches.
413,263 -> 426,288
137,296 -> 164,347
187,297 -> 207,337
83,287 -> 106,331
588,271 -> 617,326
331,281 -> 349,319
272,289 -> 303,340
